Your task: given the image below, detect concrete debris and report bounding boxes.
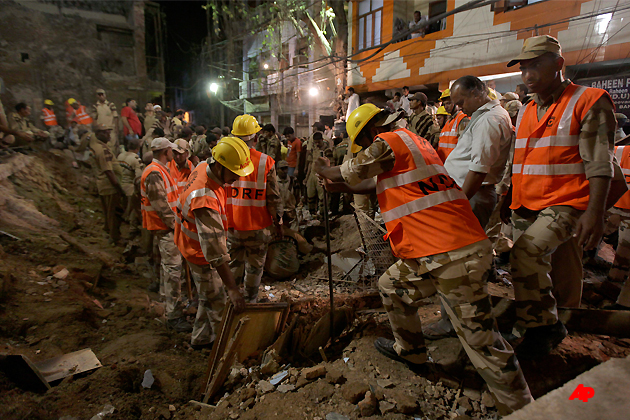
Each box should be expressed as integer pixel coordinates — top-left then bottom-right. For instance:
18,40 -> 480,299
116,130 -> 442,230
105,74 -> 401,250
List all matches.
357,390 -> 378,416
376,378 -> 394,388
141,369 -> 154,389
379,400 -> 396,414
325,413 -> 350,420
53,268 -> 69,280
256,380 -> 274,394
462,388 -> 481,401
276,384 -> 295,393
387,390 -> 418,414
325,368 -> 345,384
341,380 -> 370,404
303,364 -> 327,380
168,405 -> 176,412
269,370 -> 288,386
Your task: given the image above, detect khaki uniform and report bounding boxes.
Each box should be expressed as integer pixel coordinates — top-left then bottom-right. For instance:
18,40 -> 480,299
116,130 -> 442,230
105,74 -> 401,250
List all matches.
92,101 -> 119,151
407,110 -> 441,148
144,164 -> 184,320
256,133 -> 282,162
191,134 -> 210,158
8,112 -> 50,146
277,176 -> 296,222
510,80 -> 616,334
89,137 -> 123,242
305,139 -> 331,215
340,138 -> 532,414
117,151 -> 144,231
144,112 -> 157,135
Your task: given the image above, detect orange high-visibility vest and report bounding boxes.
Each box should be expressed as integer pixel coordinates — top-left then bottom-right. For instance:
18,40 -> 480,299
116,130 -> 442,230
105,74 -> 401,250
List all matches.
511,83 -> 611,211
42,108 -> 58,126
376,128 -> 487,259
175,162 -> 228,265
73,105 -> 93,125
140,161 -> 179,231
168,159 -> 194,195
437,111 -> 466,162
614,146 -> 630,210
226,149 -> 275,231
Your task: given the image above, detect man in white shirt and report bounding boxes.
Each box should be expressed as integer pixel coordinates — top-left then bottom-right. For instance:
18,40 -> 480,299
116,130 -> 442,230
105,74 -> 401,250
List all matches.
424,75 -> 513,339
345,87 -> 360,120
400,86 -> 411,116
409,10 -> 427,39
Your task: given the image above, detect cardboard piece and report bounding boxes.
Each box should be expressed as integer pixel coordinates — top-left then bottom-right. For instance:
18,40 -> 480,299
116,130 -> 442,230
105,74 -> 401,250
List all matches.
33,348 -> 102,383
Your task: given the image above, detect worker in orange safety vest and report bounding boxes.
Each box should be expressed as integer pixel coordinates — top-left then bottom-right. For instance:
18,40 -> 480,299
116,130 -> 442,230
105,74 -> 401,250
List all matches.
168,138 -> 194,195
140,137 -> 191,334
436,88 -> 468,162
314,103 -> 533,415
226,114 -> 282,302
41,100 -> 58,127
68,98 -> 93,125
174,136 -> 252,349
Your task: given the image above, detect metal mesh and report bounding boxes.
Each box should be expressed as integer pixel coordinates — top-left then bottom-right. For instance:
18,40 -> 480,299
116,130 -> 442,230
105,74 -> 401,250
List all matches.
338,209 -> 397,291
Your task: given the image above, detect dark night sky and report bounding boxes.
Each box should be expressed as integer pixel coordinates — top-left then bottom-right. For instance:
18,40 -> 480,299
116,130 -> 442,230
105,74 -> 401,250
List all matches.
156,0 -> 209,88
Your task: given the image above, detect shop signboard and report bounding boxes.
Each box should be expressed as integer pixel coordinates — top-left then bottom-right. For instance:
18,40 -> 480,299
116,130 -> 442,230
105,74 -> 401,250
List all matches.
576,74 -> 630,125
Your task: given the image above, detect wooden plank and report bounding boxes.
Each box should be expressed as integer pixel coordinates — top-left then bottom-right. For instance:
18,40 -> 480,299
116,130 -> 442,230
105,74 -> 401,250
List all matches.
33,348 -> 102,383
202,304 -> 234,390
203,317 -> 249,403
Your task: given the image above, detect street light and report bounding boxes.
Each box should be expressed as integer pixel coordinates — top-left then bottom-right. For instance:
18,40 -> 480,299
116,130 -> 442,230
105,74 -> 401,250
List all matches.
263,63 -> 269,70
309,87 -> 318,97
209,82 -> 219,94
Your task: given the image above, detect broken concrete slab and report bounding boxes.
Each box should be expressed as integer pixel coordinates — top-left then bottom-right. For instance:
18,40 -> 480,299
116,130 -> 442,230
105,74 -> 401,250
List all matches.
504,356 -> 630,420
303,365 -> 326,380
341,380 -> 369,404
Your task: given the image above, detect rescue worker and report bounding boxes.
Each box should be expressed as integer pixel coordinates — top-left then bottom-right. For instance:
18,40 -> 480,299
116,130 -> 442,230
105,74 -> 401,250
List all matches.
615,112 -> 628,142
436,88 -> 469,162
41,99 -> 58,128
9,103 -> 51,146
256,123 -> 282,163
276,160 -> 296,226
502,35 -> 616,357
406,92 -> 441,148
168,138 -> 194,195
304,132 -> 327,217
228,114 -> 282,302
91,89 -> 119,151
0,97 -> 33,148
330,135 -> 351,215
435,106 -> 449,130
174,137 -> 250,349
89,123 -> 124,244
314,104 -> 533,415
68,98 -> 93,126
140,137 -> 191,333
117,138 -> 144,236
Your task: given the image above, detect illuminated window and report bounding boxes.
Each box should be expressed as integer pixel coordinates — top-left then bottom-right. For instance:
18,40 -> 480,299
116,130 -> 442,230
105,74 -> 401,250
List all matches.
357,0 -> 383,51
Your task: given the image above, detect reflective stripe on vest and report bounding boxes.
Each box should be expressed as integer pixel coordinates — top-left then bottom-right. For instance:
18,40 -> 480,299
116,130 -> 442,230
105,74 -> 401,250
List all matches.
511,83 -> 609,211
614,145 -> 630,210
140,161 -> 179,231
74,105 -> 93,125
226,149 -> 274,231
168,159 -> 194,195
436,112 -> 466,162
42,108 -> 57,126
174,162 -> 228,265
376,128 -> 487,259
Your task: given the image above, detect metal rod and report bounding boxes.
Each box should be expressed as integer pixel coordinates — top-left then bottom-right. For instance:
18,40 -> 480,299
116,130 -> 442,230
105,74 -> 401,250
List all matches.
323,186 -> 334,342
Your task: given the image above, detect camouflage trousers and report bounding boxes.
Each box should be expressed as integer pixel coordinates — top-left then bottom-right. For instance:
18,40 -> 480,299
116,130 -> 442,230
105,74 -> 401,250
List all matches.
485,193 -> 513,253
187,261 -> 227,346
609,218 -> 630,307
99,193 -> 122,243
228,227 -> 272,302
155,231 -> 184,320
306,173 -> 325,215
378,240 -> 532,415
511,206 -> 583,332
354,192 -> 378,219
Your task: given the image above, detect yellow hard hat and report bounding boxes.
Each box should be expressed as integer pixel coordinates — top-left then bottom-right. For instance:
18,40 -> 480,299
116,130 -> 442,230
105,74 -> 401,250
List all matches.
212,136 -> 254,177
488,88 -> 501,100
44,99 -> 54,106
67,98 -> 76,105
346,103 -> 382,153
439,88 -> 451,100
231,114 -> 261,137
436,106 -> 450,116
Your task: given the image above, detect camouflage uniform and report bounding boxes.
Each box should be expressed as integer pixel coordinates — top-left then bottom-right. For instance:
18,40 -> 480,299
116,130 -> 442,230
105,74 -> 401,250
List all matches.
144,163 -> 184,320
341,136 -> 533,414
277,176 -> 297,223
8,112 -> 51,147
228,227 -> 274,302
191,134 -> 209,158
117,150 -> 144,231
406,110 -> 441,148
256,133 -> 282,163
228,162 -> 281,302
89,136 -> 123,243
305,140 -> 329,215
510,80 -> 616,334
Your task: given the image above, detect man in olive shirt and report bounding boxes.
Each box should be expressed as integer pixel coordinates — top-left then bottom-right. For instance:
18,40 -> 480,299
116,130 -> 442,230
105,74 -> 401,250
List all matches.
91,89 -> 119,152
89,123 -> 124,245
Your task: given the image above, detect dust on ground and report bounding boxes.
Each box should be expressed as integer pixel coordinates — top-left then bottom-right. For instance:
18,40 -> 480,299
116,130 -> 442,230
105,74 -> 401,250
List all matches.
0,150 -> 628,420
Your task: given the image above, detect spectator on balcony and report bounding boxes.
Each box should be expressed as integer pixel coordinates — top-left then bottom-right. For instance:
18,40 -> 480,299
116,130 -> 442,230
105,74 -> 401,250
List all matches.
409,10 -> 427,39
345,87 -> 360,120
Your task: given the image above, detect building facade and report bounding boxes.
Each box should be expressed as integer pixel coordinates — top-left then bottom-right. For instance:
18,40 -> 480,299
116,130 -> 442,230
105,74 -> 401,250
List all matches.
0,0 -> 165,127
347,0 -> 630,117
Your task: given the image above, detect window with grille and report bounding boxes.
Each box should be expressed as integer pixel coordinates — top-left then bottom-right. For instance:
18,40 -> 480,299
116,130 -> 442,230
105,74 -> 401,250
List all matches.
357,0 -> 383,51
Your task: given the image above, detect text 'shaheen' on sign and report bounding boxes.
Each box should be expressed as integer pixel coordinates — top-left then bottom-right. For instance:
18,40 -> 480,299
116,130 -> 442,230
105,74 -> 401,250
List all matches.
568,384 -> 595,402
577,75 -> 630,120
